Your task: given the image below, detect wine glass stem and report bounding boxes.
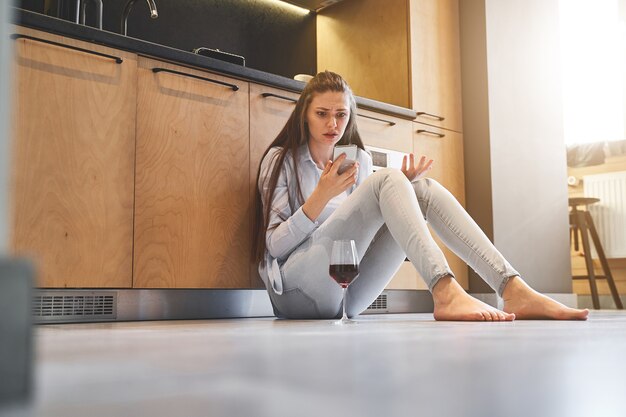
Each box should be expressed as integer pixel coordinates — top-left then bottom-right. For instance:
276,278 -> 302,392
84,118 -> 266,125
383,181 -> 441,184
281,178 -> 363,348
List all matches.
342,287 -> 348,321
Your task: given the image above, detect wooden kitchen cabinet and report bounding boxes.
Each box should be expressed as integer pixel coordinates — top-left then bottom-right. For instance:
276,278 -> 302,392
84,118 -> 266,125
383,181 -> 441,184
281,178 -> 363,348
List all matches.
133,57 -> 250,288
409,0 -> 463,132
317,0 -> 463,133
249,83 -> 300,287
414,123 -> 468,288
356,109 -> 414,153
414,123 -> 465,202
317,0 -> 411,109
10,27 -> 136,288
12,15 -> 462,292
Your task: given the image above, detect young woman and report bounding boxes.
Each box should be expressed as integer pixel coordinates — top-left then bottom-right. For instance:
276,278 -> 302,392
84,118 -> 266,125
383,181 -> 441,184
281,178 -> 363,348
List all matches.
253,71 -> 588,321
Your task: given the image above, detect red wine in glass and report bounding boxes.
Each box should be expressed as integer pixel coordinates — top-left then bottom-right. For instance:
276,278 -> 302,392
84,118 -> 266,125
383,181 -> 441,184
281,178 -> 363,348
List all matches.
329,264 -> 359,288
330,240 -> 359,324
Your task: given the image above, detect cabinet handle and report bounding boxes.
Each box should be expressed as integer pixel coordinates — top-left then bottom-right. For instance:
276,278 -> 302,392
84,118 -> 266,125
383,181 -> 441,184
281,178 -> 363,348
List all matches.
416,129 -> 445,138
10,33 -> 123,64
416,112 -> 445,121
357,113 -> 396,126
261,92 -> 297,103
152,67 -> 239,91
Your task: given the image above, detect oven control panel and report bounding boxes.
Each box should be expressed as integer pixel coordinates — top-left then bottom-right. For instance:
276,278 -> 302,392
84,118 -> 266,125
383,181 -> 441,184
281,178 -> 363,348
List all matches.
364,145 -> 407,171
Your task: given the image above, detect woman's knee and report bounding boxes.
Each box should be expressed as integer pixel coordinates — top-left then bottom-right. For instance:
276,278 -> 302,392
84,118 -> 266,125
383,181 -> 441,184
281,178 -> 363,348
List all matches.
413,177 -> 446,198
368,167 -> 410,189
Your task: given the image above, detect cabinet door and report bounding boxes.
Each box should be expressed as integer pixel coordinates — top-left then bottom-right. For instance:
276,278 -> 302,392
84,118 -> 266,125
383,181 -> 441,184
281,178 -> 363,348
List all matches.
317,0 -> 410,108
356,109 -> 414,154
10,27 -> 136,288
249,84 -> 299,288
134,57 -> 250,288
413,123 -> 468,288
413,123 -> 465,203
410,0 -> 463,132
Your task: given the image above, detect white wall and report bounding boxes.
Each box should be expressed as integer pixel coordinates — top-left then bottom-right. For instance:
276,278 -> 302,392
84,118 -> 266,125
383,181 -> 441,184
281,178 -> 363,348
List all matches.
461,0 -> 572,293
0,2 -> 13,254
486,0 -> 572,293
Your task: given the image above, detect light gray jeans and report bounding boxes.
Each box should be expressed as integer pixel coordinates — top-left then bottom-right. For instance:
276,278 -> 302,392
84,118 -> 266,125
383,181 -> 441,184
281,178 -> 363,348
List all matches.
268,168 -> 520,319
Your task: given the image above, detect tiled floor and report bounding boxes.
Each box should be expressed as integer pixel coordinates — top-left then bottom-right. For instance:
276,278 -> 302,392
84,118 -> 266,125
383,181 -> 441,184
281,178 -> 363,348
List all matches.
10,311 -> 626,417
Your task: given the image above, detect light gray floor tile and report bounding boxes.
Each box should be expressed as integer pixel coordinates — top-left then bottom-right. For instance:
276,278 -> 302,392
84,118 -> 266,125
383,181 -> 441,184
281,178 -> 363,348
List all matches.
21,311 -> 626,417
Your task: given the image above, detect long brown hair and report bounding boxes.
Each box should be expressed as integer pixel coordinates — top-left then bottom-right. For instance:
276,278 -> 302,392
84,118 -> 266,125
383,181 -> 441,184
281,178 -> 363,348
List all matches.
252,71 -> 365,264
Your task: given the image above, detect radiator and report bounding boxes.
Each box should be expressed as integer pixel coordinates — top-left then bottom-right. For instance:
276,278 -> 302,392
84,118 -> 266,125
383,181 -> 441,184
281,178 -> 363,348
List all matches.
583,171 -> 626,258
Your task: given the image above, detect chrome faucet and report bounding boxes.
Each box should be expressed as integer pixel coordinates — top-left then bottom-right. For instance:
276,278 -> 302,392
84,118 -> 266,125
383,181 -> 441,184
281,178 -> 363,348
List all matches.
75,0 -> 103,29
121,0 -> 159,36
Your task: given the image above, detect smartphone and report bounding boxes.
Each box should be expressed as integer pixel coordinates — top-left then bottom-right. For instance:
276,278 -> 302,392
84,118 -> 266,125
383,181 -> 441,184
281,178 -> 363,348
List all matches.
333,145 -> 358,174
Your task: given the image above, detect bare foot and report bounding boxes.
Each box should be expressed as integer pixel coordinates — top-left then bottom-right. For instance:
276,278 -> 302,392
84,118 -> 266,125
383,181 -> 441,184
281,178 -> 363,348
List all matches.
432,277 -> 515,321
502,276 -> 589,320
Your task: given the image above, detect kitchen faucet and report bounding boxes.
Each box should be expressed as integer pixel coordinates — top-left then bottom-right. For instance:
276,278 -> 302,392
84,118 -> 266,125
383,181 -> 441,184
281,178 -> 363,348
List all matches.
74,0 -> 103,29
121,0 -> 159,36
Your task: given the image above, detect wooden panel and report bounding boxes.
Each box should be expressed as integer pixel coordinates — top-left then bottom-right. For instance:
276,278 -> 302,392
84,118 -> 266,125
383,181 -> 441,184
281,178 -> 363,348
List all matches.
134,57 -> 250,288
409,0 -> 463,132
10,26 -> 136,288
413,123 -> 468,288
357,109 -> 413,153
413,123 -> 465,203
317,0 -> 410,108
385,262 -> 427,290
249,83 -> 300,288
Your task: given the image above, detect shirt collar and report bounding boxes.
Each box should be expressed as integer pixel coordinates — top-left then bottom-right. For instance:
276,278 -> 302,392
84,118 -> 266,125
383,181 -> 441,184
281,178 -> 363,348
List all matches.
298,142 -> 316,166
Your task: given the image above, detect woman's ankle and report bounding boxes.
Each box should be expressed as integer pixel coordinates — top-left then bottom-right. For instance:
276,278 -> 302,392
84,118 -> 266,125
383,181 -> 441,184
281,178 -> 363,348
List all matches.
500,276 -> 528,301
432,275 -> 463,304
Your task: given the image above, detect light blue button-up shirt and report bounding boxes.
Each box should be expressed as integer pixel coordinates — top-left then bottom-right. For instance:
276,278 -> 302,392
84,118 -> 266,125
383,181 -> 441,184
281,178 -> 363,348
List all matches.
258,143 -> 373,294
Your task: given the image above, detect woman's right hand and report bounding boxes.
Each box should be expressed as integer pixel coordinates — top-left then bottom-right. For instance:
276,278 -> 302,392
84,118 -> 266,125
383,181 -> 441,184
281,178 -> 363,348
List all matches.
301,154 -> 358,222
317,154 -> 359,200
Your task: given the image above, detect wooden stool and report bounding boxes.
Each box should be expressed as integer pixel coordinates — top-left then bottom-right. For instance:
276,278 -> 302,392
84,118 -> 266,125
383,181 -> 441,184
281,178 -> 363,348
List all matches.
569,197 -> 623,309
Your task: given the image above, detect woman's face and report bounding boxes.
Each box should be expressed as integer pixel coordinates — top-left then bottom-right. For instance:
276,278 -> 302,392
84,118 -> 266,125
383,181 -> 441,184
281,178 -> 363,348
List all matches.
305,91 -> 351,148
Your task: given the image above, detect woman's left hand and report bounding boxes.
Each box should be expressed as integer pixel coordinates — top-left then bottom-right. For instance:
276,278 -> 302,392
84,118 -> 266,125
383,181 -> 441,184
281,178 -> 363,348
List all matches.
401,153 -> 434,182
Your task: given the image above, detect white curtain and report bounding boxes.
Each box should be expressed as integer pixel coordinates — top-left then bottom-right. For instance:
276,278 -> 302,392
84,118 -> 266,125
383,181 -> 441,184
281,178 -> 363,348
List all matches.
559,0 -> 626,145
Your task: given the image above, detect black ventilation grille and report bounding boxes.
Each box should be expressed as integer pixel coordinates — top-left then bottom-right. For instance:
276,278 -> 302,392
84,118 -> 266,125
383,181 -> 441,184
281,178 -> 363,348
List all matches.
33,292 -> 117,323
367,294 -> 388,310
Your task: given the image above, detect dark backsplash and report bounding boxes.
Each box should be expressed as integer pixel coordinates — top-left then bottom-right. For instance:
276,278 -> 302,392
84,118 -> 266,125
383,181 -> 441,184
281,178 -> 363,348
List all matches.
18,0 -> 317,79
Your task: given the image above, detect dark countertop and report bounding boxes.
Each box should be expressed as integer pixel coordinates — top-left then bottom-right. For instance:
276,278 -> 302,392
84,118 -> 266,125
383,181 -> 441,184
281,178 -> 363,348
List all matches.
12,8 -> 417,121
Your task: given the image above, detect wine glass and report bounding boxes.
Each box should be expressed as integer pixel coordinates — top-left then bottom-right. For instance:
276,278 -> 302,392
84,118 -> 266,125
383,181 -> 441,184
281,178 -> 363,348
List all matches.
329,239 -> 360,325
